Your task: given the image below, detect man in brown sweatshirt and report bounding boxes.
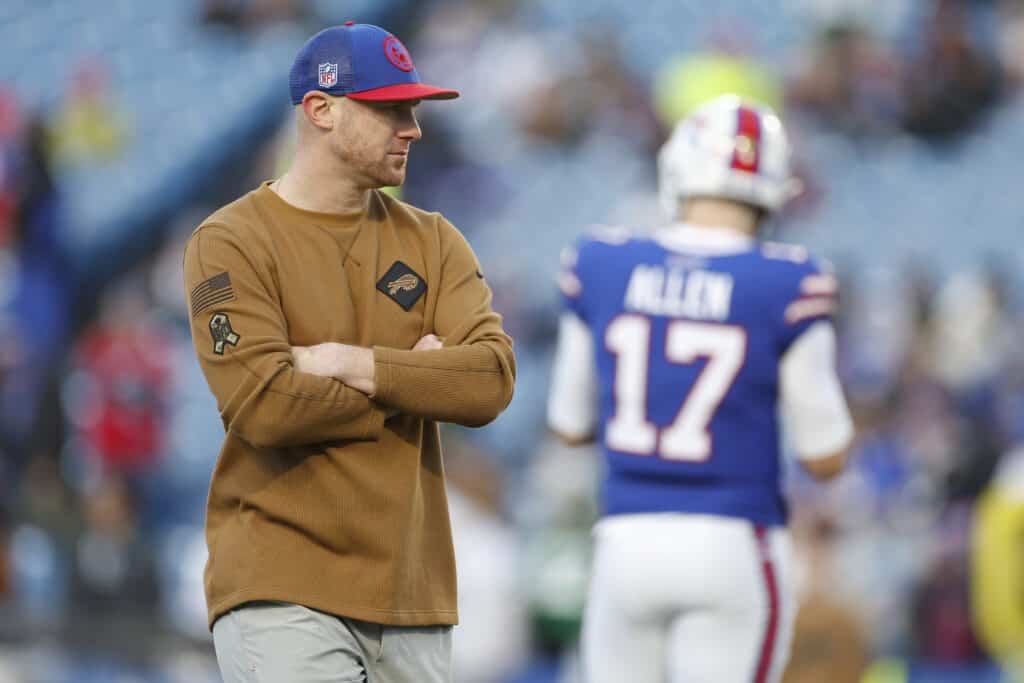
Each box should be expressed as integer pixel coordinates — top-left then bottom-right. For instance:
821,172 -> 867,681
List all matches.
182,23 -> 515,683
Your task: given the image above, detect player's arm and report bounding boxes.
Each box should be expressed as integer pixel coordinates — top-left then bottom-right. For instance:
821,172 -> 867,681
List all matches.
801,445 -> 849,481
779,320 -> 854,481
367,217 -> 515,427
183,225 -> 387,449
547,311 -> 598,445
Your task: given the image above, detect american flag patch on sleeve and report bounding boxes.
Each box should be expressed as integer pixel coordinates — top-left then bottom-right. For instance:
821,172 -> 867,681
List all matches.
190,271 -> 235,318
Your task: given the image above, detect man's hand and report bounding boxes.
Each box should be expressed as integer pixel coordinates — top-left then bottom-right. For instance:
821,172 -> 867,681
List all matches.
413,334 -> 443,351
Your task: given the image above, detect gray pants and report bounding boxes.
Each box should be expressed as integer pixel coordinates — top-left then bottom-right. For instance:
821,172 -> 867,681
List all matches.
213,601 -> 452,683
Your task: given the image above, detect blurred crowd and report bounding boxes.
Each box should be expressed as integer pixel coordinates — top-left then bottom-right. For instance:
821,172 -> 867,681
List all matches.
0,0 -> 1023,681
789,0 -> 1013,140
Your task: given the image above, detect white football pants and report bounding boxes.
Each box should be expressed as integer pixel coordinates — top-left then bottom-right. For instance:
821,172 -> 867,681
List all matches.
582,514 -> 795,683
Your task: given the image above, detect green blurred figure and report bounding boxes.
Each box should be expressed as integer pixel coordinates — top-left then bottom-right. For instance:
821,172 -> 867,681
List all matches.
972,446 -> 1024,682
49,58 -> 128,168
652,35 -> 782,128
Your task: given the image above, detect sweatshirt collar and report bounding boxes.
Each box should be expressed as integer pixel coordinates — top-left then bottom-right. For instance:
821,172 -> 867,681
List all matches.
653,223 -> 754,255
257,180 -> 368,229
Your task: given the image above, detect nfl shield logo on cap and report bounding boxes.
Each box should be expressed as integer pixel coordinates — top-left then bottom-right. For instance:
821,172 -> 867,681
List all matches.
318,62 -> 338,88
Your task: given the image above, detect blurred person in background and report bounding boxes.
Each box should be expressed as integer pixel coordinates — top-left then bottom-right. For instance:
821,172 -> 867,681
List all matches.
0,107 -> 73,491
900,0 -> 1003,141
516,28 -> 661,153
70,473 -> 158,619
652,24 -> 783,129
48,58 -> 128,170
66,278 -> 174,477
547,95 -> 854,682
0,89 -> 19,241
442,434 -> 530,683
927,268 -> 1015,395
782,515 -> 868,683
183,22 -> 514,683
998,0 -> 1024,88
0,110 -> 76,637
971,444 -> 1024,680
787,21 -> 904,137
912,534 -> 983,664
515,436 -> 600,683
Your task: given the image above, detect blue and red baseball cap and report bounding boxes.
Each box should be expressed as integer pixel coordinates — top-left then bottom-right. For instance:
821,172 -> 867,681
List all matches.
288,23 -> 459,104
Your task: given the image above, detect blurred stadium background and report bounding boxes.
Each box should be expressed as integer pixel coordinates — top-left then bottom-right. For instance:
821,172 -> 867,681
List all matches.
2,0 -> 1024,681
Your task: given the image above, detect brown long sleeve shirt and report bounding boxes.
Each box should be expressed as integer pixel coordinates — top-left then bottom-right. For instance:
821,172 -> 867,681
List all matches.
182,182 -> 515,629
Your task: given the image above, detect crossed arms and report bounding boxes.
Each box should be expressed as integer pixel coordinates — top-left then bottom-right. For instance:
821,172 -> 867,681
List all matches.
291,333 -> 443,396
184,224 -> 515,450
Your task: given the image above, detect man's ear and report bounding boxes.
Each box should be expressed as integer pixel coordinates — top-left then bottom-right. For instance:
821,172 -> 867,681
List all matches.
302,92 -> 335,131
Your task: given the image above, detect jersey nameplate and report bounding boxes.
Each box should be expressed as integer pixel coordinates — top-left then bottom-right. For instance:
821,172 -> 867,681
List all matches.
624,265 -> 734,321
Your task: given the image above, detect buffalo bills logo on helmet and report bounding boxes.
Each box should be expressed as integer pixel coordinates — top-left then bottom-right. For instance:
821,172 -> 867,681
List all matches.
318,62 -> 338,88
735,134 -> 758,168
383,36 -> 414,72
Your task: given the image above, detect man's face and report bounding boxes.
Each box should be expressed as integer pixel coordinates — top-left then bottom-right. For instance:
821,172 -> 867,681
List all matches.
330,97 -> 422,188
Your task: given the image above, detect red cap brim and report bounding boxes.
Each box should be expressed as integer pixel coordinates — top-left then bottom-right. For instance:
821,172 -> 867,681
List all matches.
346,83 -> 460,101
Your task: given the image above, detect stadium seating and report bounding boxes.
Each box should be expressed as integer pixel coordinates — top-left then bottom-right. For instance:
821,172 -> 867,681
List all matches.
1,0 -> 305,283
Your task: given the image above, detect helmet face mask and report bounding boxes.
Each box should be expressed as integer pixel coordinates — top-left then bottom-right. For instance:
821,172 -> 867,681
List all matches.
658,95 -> 799,221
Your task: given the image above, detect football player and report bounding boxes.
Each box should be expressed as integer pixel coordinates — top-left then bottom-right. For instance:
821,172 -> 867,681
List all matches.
547,95 -> 854,683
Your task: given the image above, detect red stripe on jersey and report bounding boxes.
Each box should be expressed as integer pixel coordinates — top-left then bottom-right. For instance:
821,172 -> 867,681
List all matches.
753,525 -> 780,683
731,106 -> 762,174
784,294 -> 837,325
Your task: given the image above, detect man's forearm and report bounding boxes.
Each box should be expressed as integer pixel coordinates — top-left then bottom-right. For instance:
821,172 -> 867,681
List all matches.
292,342 -> 377,394
371,340 -> 515,427
292,334 -> 446,396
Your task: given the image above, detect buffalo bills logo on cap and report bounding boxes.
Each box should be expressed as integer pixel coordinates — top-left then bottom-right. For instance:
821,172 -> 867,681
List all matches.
383,36 -> 414,72
318,62 -> 338,88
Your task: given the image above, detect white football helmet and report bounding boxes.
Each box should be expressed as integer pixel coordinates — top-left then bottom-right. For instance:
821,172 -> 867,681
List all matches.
657,95 -> 799,219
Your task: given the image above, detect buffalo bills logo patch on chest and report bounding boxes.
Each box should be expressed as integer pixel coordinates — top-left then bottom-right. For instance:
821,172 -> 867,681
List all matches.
377,261 -> 426,311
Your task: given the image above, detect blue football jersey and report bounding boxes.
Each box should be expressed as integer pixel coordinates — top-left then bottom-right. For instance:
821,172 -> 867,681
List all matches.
561,228 -> 837,526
